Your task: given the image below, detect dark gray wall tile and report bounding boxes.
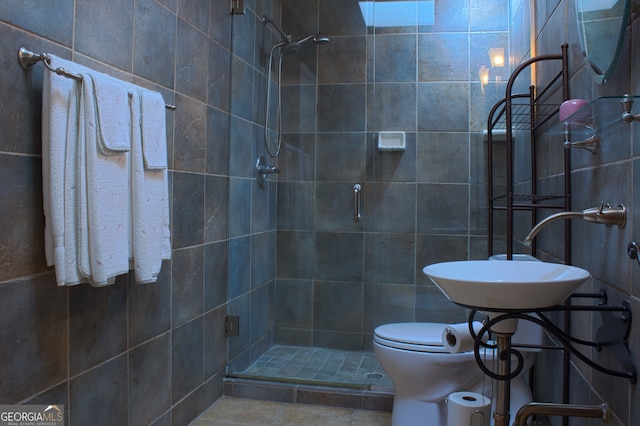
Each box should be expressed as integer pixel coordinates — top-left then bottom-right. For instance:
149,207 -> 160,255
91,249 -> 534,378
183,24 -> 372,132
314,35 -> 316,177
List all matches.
210,0 -> 232,49
250,283 -> 271,340
369,83 -> 417,131
417,132 -> 469,183
318,0 -> 367,36
314,232 -> 364,282
374,34 -> 417,83
174,95 -> 207,173
364,283 -> 415,330
129,334 -> 171,426
228,178 -> 251,237
317,84 -> 366,132
172,246 -> 204,327
68,277 -> 127,375
418,82 -> 470,132
172,172 -> 205,248
176,17 -> 209,102
313,281 -> 363,332
0,155 -> 47,280
276,230 -> 314,279
172,318 -> 204,403
228,236 -> 251,299
230,56 -> 255,121
275,279 -> 313,328
129,261 -> 171,347
205,175 -> 229,243
75,0 -> 134,70
364,233 -> 416,284
204,241 -> 228,310
419,33 -> 469,82
277,181 -> 315,230
417,183 -> 469,234
364,183 -> 416,233
70,355 -> 128,426
251,232 -> 275,288
318,35 -> 367,84
0,275 -> 67,402
209,42 -> 232,112
229,116 -> 255,177
207,107 -> 231,175
281,85 -> 317,133
316,132 -> 366,181
204,306 -> 227,379
134,0 -> 177,88
178,0 -> 209,33
0,0 -> 73,46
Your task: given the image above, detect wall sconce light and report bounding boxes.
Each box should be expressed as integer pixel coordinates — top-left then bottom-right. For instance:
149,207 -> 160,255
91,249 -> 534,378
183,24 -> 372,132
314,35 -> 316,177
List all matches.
489,47 -> 505,68
479,66 -> 489,93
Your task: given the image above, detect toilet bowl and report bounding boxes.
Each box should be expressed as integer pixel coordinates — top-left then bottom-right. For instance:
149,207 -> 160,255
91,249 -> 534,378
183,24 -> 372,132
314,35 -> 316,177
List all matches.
374,320 -> 542,426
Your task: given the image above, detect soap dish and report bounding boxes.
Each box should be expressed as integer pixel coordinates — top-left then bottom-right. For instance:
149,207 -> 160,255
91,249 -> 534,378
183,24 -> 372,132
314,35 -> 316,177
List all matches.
378,131 -> 406,151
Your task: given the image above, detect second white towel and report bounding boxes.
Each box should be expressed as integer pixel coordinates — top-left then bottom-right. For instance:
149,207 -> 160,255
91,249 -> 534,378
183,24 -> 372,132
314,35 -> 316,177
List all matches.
78,73 -> 131,286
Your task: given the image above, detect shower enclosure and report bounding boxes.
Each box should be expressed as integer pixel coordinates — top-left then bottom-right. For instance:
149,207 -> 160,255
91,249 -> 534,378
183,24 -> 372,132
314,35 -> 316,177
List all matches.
225,0 -> 509,390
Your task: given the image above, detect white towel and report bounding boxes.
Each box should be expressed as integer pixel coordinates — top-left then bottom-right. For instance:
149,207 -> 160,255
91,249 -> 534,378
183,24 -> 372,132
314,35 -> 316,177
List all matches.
78,73 -> 131,286
92,73 -> 131,154
42,56 -> 171,286
62,83 -> 86,285
139,90 -> 168,169
42,54 -> 85,286
130,90 -> 171,283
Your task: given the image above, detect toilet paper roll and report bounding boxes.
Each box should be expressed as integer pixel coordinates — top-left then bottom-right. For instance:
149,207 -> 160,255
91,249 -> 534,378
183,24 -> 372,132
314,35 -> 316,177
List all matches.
441,322 -> 486,353
446,392 -> 491,426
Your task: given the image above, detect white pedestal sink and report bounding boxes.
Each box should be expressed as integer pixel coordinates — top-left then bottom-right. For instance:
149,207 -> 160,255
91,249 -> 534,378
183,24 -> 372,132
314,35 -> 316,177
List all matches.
422,260 -> 591,426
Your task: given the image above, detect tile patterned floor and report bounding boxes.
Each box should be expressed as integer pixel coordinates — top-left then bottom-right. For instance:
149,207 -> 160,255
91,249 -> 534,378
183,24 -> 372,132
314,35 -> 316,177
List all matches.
232,345 -> 394,389
190,396 -> 392,426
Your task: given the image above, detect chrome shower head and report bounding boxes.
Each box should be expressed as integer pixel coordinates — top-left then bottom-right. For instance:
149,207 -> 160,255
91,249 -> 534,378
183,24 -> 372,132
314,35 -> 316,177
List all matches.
281,34 -> 330,55
313,35 -> 330,44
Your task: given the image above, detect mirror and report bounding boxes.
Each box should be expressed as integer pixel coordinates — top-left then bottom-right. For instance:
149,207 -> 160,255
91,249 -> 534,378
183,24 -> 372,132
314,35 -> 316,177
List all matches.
575,0 -> 631,84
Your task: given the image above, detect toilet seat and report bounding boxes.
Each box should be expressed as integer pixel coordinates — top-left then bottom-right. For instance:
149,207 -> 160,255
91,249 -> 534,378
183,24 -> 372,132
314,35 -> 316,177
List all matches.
374,322 -> 449,353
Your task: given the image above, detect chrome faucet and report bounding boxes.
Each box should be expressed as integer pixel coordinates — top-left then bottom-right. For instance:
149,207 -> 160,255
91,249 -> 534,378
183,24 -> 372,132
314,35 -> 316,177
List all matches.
256,155 -> 280,185
524,202 -> 626,246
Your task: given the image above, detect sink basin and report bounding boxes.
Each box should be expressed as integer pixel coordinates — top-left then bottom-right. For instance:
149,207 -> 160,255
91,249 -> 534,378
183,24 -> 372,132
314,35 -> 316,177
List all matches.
423,260 -> 591,311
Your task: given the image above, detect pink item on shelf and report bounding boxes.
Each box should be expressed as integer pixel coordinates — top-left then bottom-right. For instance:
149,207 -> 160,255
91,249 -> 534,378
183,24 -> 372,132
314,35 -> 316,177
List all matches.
559,99 -> 588,122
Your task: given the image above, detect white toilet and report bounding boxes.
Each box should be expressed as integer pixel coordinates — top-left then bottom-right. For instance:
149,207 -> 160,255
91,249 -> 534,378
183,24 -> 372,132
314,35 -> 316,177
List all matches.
373,319 -> 543,426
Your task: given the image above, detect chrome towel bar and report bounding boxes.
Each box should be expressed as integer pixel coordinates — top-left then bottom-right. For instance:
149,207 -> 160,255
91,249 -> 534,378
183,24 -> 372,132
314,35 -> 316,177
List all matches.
17,47 -> 176,111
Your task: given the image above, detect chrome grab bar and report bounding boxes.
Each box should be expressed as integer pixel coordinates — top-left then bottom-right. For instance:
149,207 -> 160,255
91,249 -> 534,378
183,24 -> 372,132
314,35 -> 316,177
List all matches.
353,184 -> 362,221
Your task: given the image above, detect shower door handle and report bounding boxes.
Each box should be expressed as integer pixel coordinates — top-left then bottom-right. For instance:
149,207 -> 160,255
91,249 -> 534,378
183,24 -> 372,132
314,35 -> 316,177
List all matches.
353,184 -> 362,221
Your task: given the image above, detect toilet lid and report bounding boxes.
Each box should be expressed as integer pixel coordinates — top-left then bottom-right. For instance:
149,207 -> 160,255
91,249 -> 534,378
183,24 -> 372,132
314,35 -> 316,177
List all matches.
374,323 -> 448,353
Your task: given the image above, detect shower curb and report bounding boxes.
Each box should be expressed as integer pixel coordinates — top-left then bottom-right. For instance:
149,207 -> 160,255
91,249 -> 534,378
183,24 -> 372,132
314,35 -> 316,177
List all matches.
223,377 -> 394,412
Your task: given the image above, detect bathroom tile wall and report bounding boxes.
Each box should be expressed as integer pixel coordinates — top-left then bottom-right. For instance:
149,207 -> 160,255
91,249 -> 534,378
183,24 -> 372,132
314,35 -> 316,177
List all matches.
273,0 -> 512,350
0,0 -> 260,424
510,0 -> 640,424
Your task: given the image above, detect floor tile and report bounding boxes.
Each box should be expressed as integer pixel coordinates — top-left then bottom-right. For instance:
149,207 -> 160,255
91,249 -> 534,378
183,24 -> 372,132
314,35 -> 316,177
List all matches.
195,397 -> 285,425
274,403 -> 353,426
190,396 -> 392,426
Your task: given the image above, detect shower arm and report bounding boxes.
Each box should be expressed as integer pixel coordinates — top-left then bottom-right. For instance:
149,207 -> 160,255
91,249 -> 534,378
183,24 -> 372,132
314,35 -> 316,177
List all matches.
263,16 -> 291,42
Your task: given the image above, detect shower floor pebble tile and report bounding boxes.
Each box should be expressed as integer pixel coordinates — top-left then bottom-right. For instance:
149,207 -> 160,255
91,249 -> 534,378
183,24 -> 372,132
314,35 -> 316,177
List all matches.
234,345 -> 393,388
190,396 -> 392,426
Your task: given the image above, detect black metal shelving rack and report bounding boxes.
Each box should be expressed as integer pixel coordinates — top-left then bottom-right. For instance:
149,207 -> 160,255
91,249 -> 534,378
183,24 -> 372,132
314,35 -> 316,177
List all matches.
487,44 -> 570,261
